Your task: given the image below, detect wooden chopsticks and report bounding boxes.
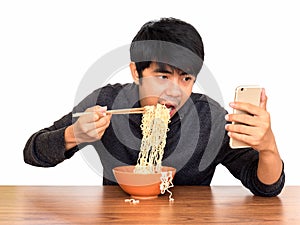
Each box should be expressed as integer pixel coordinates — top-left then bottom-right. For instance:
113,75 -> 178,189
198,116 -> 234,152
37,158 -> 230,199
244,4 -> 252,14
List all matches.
72,107 -> 145,117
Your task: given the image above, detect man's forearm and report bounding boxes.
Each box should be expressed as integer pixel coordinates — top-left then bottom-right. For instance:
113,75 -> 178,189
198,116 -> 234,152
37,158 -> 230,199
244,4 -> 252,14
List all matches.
257,145 -> 283,185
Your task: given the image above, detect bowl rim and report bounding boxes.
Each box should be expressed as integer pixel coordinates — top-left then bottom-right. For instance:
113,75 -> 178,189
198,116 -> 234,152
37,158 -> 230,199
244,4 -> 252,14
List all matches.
112,165 -> 176,175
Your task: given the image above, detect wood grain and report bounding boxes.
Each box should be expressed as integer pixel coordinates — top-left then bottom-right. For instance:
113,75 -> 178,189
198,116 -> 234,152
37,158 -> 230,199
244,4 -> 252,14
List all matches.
0,186 -> 299,225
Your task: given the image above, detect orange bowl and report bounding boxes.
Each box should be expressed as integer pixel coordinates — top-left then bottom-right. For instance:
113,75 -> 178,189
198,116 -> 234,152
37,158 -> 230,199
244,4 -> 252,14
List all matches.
112,165 -> 176,200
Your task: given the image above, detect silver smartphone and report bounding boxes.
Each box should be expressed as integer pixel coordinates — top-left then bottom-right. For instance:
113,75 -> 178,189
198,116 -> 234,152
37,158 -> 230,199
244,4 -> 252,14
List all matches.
229,85 -> 262,149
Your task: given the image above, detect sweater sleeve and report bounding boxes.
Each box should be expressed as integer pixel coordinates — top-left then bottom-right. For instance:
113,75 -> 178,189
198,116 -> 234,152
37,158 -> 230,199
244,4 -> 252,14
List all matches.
219,135 -> 285,197
23,112 -> 79,167
22,84 -> 120,167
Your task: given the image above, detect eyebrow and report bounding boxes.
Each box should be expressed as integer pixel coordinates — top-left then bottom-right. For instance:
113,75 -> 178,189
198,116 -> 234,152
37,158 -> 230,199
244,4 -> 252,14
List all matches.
153,68 -> 173,74
153,63 -> 188,75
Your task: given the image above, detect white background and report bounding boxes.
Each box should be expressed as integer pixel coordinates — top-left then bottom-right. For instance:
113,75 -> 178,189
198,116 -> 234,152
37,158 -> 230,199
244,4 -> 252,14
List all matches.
1,0 -> 299,186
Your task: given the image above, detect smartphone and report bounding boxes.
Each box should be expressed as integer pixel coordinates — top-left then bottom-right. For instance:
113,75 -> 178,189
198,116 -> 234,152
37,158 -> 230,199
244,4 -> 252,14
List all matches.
229,85 -> 262,149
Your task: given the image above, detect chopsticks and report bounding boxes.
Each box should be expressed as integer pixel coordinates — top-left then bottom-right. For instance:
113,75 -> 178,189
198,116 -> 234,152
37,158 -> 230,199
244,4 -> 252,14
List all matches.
72,107 -> 145,117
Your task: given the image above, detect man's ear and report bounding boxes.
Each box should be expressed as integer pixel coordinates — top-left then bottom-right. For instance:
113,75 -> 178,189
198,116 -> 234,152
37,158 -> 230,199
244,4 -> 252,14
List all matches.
130,62 -> 140,85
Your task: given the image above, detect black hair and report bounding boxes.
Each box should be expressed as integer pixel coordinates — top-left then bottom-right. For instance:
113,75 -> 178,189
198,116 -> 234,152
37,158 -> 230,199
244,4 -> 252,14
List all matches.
130,17 -> 204,79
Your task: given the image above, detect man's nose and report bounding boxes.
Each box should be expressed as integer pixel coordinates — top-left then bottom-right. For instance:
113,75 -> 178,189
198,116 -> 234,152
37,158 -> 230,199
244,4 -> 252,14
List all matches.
165,79 -> 181,97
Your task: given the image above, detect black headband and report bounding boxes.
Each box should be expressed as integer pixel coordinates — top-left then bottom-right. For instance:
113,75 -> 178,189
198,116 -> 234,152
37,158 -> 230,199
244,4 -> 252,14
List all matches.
130,40 -> 203,77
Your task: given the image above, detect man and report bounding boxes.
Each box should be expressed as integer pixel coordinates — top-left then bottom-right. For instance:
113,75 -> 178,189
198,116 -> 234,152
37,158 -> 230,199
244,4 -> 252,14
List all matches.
24,18 -> 284,196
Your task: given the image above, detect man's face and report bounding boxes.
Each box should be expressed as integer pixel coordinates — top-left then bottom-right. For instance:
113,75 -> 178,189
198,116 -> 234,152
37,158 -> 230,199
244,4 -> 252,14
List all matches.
137,62 -> 195,118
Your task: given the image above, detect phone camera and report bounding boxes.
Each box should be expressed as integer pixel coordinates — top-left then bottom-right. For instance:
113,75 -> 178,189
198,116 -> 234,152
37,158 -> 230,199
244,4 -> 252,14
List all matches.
241,88 -> 244,91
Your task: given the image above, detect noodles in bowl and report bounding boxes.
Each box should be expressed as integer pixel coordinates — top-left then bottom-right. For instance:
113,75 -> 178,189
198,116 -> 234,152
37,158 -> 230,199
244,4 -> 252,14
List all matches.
113,165 -> 176,200
113,104 -> 175,200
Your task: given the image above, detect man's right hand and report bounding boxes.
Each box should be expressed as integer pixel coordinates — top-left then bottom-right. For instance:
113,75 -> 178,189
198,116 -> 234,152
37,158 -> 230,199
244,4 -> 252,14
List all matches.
64,106 -> 112,150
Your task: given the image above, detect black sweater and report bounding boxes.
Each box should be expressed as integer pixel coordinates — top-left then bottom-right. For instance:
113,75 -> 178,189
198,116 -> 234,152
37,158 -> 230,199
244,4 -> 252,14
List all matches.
23,83 -> 285,196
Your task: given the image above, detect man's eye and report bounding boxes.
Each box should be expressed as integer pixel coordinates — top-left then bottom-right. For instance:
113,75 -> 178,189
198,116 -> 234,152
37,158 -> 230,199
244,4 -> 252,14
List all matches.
159,75 -> 168,79
183,76 -> 192,82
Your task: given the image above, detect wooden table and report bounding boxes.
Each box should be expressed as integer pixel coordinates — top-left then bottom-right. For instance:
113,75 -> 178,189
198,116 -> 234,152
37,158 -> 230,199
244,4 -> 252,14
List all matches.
0,186 -> 299,224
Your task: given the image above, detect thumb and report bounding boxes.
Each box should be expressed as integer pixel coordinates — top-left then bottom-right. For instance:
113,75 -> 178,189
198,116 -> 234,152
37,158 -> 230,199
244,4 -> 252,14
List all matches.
259,88 -> 268,110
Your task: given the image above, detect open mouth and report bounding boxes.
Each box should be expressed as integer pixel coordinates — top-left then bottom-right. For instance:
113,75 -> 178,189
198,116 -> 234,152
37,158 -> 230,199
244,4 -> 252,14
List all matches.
164,104 -> 177,117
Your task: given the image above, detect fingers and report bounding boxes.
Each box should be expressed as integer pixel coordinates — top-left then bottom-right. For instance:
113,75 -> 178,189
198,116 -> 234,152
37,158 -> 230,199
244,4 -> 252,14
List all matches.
74,105 -> 111,143
77,106 -> 106,130
225,88 -> 273,150
225,113 -> 257,127
225,122 -> 259,148
227,94 -> 270,127
225,123 -> 256,136
85,111 -> 111,135
229,102 -> 264,117
82,106 -> 107,122
95,116 -> 112,137
227,131 -> 252,147
229,88 -> 268,116
78,116 -> 111,134
94,114 -> 112,132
